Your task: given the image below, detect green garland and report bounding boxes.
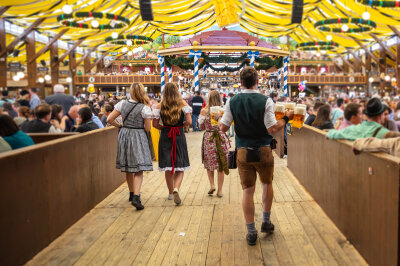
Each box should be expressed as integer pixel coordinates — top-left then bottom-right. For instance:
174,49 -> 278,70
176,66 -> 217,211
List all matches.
314,18 -> 377,33
255,56 -> 283,70
57,12 -> 130,30
164,53 -> 283,71
202,53 -> 248,63
296,41 -> 338,51
358,0 -> 400,7
105,35 -> 153,45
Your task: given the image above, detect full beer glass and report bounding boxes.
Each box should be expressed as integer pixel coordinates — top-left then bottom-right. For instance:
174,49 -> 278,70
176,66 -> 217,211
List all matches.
274,104 -> 285,120
284,102 -> 296,111
210,106 -> 220,126
293,106 -> 306,128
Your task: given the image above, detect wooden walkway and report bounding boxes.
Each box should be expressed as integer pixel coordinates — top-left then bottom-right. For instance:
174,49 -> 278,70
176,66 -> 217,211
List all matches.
28,132 -> 367,266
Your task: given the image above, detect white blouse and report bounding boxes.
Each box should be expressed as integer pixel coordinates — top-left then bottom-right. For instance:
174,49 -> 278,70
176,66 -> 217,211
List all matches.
153,105 -> 192,119
114,99 -> 153,119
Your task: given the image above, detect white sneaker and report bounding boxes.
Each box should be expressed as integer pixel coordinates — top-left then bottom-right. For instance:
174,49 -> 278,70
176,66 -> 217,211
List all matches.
168,194 -> 173,200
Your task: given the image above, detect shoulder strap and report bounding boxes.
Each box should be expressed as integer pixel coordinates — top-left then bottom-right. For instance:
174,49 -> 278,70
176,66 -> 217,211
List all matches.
123,102 -> 139,124
372,126 -> 382,138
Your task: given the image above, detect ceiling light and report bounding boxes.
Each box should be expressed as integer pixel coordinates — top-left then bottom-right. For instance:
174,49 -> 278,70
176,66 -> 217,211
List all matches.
385,75 -> 391,81
316,52 -> 321,57
38,77 -> 45,83
13,75 -> 20,81
126,40 -> 133,46
91,20 -> 99,28
111,32 -> 118,39
369,77 -> 374,83
66,77 -> 72,83
44,74 -> 51,81
62,4 -> 73,14
122,47 -> 128,53
321,50 -> 326,54
341,24 -> 349,32
326,35 -> 332,41
362,11 -> 370,20
127,51 -> 133,56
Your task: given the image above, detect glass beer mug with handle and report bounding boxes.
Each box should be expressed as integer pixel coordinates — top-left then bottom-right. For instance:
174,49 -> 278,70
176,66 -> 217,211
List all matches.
274,104 -> 285,121
210,106 -> 220,126
293,106 -> 307,128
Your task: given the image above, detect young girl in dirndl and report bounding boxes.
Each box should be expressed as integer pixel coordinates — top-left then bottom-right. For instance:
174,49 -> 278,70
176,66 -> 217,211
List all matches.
199,90 -> 230,197
153,83 -> 192,205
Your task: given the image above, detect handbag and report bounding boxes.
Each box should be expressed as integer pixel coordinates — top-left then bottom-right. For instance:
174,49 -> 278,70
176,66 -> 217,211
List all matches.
228,148 -> 237,169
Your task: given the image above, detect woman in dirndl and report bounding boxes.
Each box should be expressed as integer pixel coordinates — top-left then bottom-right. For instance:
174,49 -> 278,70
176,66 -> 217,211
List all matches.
153,83 -> 192,205
107,83 -> 153,210
199,90 -> 230,197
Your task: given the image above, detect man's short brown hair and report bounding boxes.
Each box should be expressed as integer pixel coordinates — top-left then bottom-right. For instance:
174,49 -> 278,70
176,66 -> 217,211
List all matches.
34,104 -> 51,119
344,103 -> 361,121
240,67 -> 258,89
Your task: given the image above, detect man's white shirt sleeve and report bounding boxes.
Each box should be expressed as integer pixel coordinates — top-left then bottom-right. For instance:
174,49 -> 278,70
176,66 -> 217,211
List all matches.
264,98 -> 277,129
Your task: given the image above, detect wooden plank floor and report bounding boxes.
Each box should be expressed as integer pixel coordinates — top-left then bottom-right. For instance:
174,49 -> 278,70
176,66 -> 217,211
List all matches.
27,132 -> 367,266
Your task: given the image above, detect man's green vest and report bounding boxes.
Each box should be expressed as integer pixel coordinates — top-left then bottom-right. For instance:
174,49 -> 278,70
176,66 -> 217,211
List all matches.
230,93 -> 273,148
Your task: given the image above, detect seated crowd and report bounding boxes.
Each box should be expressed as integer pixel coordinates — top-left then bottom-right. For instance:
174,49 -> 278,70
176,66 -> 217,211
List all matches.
1,81 -> 400,159
299,94 -> 400,157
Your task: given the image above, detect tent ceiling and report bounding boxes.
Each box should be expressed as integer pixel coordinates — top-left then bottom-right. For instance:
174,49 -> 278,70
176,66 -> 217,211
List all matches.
1,0 -> 400,55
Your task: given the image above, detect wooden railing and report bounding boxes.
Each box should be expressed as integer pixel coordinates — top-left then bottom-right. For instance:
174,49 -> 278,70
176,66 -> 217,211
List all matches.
75,74 -> 366,86
0,127 -> 125,266
287,125 -> 400,266
28,133 -> 78,144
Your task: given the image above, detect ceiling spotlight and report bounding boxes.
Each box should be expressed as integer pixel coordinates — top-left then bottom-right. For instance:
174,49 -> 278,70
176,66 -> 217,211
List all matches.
316,52 -> 321,57
369,77 -> 374,83
111,32 -> 118,39
91,20 -> 99,28
321,50 -> 326,54
17,72 -> 24,78
13,75 -> 20,81
127,51 -> 133,56
62,4 -> 73,14
126,40 -> 133,46
326,35 -> 332,41
122,47 -> 128,53
66,77 -> 72,83
362,11 -> 370,20
341,24 -> 349,32
44,74 -> 51,81
38,77 -> 45,83
385,75 -> 391,81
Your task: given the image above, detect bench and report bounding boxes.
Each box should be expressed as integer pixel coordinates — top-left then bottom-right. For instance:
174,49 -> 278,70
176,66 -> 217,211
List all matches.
28,132 -> 78,144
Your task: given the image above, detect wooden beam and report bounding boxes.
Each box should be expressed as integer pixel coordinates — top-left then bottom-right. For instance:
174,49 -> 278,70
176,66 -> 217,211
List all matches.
333,61 -> 344,72
26,31 -> 37,88
0,18 -> 6,89
379,46 -> 386,95
370,33 -> 396,59
0,17 -> 45,58
388,25 -> 400,38
338,54 -> 354,71
69,48 -> 76,95
50,41 -> 59,87
54,38 -> 86,67
0,6 -> 10,17
347,49 -> 364,66
396,37 -> 400,92
29,28 -> 68,64
74,44 -> 100,68
87,51 -> 110,73
353,38 -> 383,68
